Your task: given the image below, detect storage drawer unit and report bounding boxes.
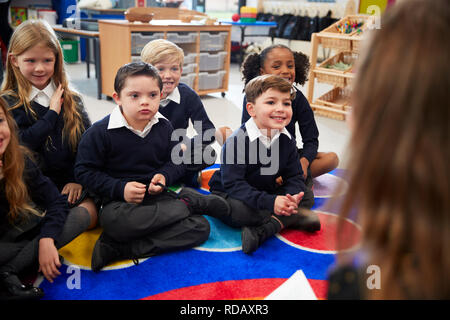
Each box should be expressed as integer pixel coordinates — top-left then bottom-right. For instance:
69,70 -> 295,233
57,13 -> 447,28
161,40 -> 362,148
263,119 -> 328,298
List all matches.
131,32 -> 164,55
180,73 -> 196,88
199,32 -> 228,51
198,70 -> 226,90
199,51 -> 227,71
166,31 -> 198,44
183,52 -> 197,64
182,62 -> 197,75
99,20 -> 231,98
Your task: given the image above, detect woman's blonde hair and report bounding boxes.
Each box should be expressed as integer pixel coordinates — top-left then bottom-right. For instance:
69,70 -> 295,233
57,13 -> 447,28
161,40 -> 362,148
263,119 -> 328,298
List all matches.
0,97 -> 39,222
336,0 -> 450,299
140,39 -> 184,66
2,19 -> 85,152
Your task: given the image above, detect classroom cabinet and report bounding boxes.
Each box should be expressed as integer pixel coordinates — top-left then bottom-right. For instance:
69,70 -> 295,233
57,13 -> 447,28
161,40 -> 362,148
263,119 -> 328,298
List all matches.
98,19 -> 232,98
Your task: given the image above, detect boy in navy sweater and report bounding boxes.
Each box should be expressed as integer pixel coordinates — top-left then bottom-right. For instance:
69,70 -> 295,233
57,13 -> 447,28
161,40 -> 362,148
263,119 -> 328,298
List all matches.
141,39 -> 229,187
74,62 -> 214,271
208,75 -> 320,254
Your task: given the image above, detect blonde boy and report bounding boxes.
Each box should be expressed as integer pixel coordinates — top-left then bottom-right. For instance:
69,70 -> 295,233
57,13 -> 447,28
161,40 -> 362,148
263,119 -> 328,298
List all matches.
141,39 -> 217,187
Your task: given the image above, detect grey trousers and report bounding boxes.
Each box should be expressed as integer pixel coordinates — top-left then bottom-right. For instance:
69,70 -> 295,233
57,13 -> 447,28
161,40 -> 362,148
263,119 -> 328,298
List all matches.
99,193 -> 210,258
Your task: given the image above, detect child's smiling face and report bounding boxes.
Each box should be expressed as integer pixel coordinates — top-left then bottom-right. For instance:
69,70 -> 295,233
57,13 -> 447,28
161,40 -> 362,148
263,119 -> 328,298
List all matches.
153,58 -> 183,99
260,47 -> 295,84
11,42 -> 56,90
246,88 -> 293,135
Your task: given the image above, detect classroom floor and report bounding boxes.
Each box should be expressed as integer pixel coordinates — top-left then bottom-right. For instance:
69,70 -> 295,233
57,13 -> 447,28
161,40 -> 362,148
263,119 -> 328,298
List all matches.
66,61 -> 351,168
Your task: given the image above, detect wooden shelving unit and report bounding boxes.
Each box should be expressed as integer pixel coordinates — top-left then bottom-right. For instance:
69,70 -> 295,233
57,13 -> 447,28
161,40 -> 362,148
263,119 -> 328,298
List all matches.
307,15 -> 372,120
98,19 -> 231,98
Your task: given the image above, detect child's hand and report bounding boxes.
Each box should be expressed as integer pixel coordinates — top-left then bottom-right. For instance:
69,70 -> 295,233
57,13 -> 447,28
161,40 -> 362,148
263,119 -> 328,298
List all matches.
124,181 -> 146,204
300,157 -> 309,180
148,174 -> 166,195
275,176 -> 283,186
38,238 -> 61,283
274,195 -> 299,216
214,126 -> 233,146
286,192 -> 304,208
61,182 -> 82,204
49,84 -> 64,114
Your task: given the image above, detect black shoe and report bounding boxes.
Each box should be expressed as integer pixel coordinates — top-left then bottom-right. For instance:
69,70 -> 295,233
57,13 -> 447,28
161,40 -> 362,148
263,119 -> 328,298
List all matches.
91,233 -> 128,272
179,187 -> 230,220
290,208 -> 321,232
241,226 -> 262,254
0,272 -> 44,301
241,219 -> 281,254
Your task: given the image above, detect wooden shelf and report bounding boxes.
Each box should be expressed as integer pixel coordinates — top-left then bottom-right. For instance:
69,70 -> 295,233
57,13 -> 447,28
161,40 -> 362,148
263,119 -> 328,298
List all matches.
307,14 -> 372,120
98,20 -> 231,98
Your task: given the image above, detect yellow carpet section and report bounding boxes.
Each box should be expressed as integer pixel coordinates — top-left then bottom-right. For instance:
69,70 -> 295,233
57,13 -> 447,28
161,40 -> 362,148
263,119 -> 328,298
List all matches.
58,227 -> 138,269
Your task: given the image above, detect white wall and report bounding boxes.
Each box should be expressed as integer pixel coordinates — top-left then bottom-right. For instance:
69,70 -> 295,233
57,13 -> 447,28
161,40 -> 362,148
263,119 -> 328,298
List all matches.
205,0 -> 238,12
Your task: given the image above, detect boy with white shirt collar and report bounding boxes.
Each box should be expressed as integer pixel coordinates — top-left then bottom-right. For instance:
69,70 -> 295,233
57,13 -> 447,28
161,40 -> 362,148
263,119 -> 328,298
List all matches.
208,75 -> 320,254
74,62 -> 214,271
141,39 -> 227,188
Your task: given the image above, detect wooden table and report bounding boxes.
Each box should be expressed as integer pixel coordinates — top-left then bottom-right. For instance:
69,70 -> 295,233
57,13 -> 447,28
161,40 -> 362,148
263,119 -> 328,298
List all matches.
53,25 -> 102,99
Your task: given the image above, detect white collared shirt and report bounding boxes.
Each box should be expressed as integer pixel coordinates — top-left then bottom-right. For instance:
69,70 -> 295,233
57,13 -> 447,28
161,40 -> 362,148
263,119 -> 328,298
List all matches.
160,87 -> 180,107
29,81 -> 56,107
245,117 -> 291,148
107,105 -> 166,138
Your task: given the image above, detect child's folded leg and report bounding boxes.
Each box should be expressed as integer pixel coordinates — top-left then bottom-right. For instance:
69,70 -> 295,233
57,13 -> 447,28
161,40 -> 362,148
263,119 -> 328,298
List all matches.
91,215 -> 210,272
99,195 -> 191,243
178,187 -> 230,221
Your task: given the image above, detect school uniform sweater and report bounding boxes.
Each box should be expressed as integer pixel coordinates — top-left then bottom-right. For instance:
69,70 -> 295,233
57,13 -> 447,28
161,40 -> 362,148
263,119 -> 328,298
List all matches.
0,157 -> 69,241
3,93 -> 91,191
159,83 -> 216,148
208,120 -> 306,212
74,111 -> 185,203
241,87 -> 319,164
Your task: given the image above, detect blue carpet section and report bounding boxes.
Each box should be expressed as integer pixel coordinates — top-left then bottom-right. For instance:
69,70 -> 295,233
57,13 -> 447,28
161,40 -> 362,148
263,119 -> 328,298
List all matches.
41,239 -> 335,300
39,167 -> 348,300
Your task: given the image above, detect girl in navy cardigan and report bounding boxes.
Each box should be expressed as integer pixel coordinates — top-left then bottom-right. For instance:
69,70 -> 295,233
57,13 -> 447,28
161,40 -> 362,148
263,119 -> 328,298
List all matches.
241,44 -> 339,187
0,97 -> 90,300
2,20 -> 97,228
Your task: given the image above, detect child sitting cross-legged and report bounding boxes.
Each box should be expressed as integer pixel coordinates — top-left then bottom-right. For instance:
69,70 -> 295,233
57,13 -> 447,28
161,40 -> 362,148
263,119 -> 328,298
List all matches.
74,62 -> 229,271
200,74 -> 321,254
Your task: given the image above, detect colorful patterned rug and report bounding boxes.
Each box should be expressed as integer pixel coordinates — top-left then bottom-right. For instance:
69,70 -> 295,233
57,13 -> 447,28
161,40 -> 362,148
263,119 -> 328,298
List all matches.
37,167 -> 360,300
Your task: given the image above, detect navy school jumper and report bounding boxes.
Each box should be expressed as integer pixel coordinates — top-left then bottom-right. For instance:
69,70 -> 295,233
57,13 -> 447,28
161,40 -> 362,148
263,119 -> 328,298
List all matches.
159,83 -> 216,150
4,94 -> 91,191
208,123 -> 306,213
74,114 -> 185,204
0,157 -> 69,242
